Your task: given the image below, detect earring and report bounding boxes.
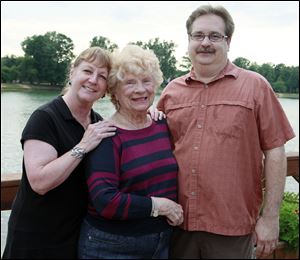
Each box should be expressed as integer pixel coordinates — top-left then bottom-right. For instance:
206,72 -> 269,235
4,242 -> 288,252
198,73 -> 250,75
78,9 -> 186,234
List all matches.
68,81 -> 71,86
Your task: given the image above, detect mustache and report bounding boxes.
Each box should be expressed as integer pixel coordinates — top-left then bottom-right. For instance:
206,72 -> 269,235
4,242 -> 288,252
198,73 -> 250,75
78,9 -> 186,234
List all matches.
196,48 -> 215,53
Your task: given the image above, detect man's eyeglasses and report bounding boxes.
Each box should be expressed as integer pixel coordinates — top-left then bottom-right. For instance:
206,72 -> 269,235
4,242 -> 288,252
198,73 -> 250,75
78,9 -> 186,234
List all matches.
189,32 -> 228,42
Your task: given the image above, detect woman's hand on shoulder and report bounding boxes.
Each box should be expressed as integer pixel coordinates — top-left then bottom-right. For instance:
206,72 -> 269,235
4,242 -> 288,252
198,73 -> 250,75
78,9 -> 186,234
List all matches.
79,120 -> 116,152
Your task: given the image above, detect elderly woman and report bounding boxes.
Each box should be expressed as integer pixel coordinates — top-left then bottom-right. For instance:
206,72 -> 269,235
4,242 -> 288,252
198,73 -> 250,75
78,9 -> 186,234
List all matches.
78,45 -> 183,259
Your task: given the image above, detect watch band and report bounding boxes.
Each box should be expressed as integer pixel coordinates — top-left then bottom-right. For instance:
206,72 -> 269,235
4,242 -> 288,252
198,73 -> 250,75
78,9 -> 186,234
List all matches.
71,146 -> 86,159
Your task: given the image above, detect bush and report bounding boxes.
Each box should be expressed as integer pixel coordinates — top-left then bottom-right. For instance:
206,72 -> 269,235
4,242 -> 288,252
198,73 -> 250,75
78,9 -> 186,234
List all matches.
279,192 -> 299,249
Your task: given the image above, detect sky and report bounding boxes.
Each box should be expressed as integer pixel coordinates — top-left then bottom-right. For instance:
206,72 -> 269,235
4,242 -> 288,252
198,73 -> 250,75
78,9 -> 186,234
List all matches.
1,1 -> 299,67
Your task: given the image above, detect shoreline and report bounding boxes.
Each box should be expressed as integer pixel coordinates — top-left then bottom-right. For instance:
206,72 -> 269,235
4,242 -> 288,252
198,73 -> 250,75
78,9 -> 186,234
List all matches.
1,83 -> 298,99
1,83 -> 62,91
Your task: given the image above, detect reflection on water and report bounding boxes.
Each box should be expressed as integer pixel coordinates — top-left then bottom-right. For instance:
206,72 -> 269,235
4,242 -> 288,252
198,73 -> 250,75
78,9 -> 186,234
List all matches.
1,90 -> 299,192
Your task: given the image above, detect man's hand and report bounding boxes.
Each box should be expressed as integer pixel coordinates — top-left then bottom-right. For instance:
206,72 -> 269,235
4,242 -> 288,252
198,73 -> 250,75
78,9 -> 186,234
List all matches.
254,215 -> 279,258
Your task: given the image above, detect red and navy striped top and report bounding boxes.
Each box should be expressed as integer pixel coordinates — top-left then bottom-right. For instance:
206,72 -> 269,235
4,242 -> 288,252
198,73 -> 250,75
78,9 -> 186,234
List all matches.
84,118 -> 178,235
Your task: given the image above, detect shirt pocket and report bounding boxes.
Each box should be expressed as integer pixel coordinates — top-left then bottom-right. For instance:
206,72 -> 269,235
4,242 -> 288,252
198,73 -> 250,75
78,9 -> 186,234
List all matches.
166,102 -> 198,143
206,100 -> 254,140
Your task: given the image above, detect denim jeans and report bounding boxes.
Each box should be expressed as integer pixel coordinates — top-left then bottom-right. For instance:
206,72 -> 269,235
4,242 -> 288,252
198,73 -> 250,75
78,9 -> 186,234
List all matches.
78,219 -> 172,259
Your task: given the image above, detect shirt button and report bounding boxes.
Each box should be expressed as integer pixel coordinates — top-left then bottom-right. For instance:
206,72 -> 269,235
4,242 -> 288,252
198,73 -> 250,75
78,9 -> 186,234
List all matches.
204,84 -> 208,89
191,191 -> 196,196
197,124 -> 202,129
201,105 -> 206,108
194,146 -> 199,150
191,169 -> 196,173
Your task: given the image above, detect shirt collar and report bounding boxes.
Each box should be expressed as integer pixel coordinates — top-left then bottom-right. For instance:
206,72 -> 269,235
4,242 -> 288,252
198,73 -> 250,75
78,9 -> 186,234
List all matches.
58,95 -> 101,123
184,60 -> 239,85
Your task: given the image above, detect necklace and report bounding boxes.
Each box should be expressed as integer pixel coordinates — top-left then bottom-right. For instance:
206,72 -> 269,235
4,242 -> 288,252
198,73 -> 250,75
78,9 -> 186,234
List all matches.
114,112 -> 152,130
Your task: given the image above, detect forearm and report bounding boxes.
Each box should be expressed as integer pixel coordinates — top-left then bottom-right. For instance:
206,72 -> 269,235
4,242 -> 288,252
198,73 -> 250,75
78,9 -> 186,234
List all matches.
92,189 -> 153,219
262,146 -> 286,217
26,120 -> 116,195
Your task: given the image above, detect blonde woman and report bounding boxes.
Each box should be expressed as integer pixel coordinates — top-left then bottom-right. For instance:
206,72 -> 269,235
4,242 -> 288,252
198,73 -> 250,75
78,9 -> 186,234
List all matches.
78,45 -> 183,259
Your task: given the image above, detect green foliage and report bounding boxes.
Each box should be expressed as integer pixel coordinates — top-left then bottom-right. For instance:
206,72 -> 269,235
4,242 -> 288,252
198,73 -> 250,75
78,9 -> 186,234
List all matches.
1,55 -> 22,83
179,55 -> 191,73
233,57 -> 251,69
1,32 -> 299,93
258,63 -> 276,83
233,57 -> 299,94
90,36 -> 118,52
1,55 -> 21,67
272,79 -> 287,93
21,31 -> 74,86
1,65 -> 18,83
279,192 -> 299,249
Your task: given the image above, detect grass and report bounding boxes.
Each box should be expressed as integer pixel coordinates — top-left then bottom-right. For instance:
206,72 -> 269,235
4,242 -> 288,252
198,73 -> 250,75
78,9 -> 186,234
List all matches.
277,93 -> 299,99
1,83 -> 31,90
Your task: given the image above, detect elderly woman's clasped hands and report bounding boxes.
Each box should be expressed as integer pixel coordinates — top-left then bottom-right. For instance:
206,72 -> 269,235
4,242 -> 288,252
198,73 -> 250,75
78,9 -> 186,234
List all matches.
151,197 -> 184,226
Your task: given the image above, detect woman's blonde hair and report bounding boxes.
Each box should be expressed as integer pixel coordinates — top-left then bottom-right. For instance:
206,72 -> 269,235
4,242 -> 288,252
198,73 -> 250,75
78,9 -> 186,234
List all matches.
107,45 -> 163,110
61,46 -> 112,94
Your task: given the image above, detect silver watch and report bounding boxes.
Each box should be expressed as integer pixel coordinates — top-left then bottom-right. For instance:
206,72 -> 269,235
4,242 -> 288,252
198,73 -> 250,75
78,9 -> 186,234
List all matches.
71,147 -> 86,159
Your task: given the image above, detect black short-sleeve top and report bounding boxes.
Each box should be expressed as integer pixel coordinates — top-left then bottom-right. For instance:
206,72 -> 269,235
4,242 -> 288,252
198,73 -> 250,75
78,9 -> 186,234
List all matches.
7,96 -> 103,253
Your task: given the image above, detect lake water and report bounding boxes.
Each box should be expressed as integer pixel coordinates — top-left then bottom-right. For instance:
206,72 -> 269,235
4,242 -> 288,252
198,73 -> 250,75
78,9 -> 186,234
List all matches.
1,89 -> 299,192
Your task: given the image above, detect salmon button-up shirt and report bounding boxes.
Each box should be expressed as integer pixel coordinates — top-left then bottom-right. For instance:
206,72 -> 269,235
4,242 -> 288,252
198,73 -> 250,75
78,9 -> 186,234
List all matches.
157,61 -> 295,236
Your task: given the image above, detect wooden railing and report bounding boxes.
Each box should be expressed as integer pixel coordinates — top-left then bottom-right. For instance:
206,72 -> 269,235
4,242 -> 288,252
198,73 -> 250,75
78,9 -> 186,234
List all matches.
1,172 -> 21,211
1,152 -> 299,211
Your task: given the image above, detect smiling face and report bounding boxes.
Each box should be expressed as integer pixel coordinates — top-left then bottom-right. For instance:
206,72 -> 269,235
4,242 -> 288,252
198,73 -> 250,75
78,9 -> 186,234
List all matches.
188,14 -> 230,66
70,61 -> 108,104
115,73 -> 156,115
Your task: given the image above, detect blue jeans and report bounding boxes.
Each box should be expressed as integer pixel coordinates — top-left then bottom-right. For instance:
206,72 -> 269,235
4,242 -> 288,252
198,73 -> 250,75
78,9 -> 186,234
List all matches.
78,219 -> 172,259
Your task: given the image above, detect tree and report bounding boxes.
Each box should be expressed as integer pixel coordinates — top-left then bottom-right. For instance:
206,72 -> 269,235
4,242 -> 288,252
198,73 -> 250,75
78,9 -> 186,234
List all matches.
1,55 -> 22,83
272,79 -> 287,93
1,66 -> 18,83
248,62 -> 259,73
174,55 -> 192,78
131,38 -> 178,87
21,31 -> 74,86
90,36 -> 118,52
1,55 -> 20,67
179,55 -> 192,72
233,57 -> 251,69
18,56 -> 38,84
286,66 -> 299,93
274,63 -> 286,82
258,63 -> 276,83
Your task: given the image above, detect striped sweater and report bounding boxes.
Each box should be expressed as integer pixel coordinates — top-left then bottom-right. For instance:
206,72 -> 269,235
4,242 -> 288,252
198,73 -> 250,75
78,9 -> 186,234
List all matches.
84,118 -> 178,235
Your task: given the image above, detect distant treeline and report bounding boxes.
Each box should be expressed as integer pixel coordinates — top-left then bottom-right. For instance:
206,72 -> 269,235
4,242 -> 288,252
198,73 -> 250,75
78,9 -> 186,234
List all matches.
1,31 -> 298,93
232,57 -> 298,94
